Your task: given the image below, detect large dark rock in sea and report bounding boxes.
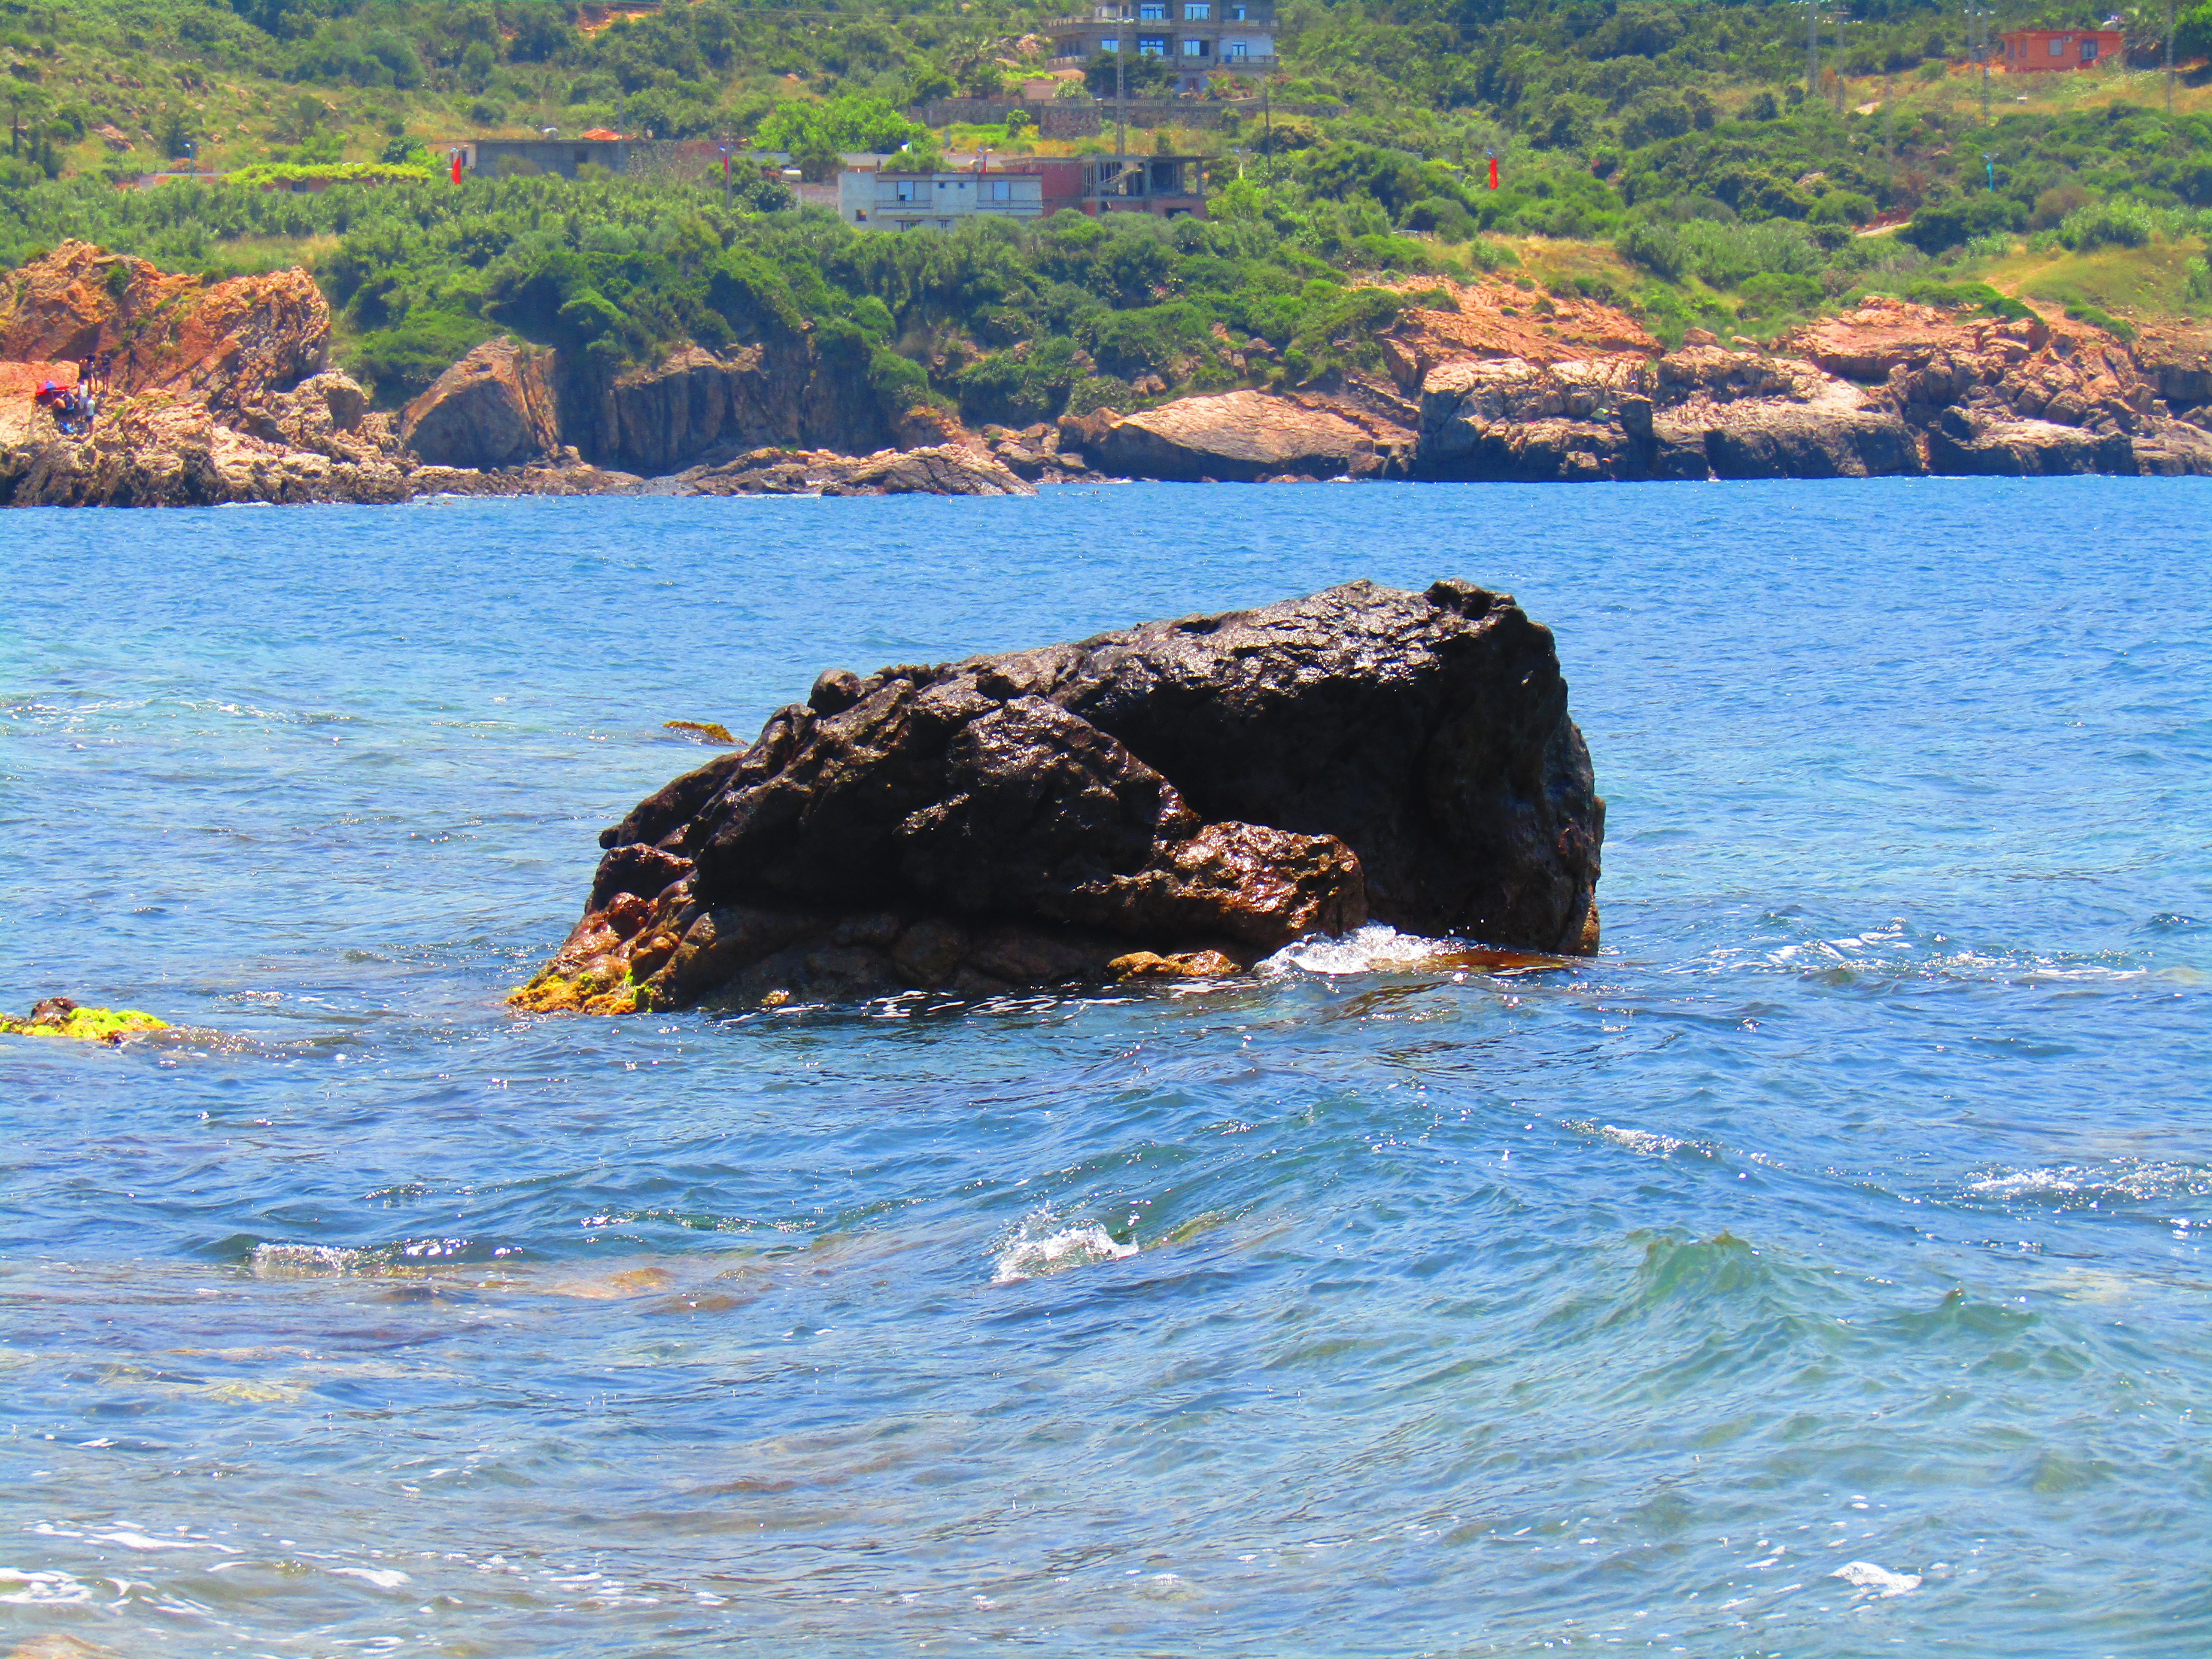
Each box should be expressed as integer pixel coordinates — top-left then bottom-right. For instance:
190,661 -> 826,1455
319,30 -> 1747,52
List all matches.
512,579 -> 1605,1013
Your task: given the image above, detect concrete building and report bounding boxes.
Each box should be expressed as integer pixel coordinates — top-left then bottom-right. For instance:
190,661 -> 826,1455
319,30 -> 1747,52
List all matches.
1996,27 -> 2125,70
839,167 -> 1049,229
1045,0 -> 1278,92
839,155 -> 1207,228
446,135 -> 633,179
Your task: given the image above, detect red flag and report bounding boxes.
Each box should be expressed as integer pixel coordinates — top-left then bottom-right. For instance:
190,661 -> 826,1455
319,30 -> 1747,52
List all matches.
1488,155 -> 1499,190
451,151 -> 463,184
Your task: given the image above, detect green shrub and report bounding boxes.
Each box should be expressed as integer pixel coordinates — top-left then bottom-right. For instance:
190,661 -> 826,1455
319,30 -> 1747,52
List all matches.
2056,199 -> 2154,252
349,309 -> 494,407
1066,374 -> 1133,416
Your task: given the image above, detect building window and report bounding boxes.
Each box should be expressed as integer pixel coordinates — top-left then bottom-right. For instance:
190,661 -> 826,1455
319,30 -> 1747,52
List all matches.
1184,2 -> 1209,16
1098,35 -> 1117,50
1228,38 -> 1246,56
990,179 -> 1012,201
1182,36 -> 1207,53
1138,2 -> 1166,17
2080,36 -> 2098,58
1138,33 -> 1166,52
1228,2 -> 1246,15
2049,37 -> 2063,54
895,181 -> 918,201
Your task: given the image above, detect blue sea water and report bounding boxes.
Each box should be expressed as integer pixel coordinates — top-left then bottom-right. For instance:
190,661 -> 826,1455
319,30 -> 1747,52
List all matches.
1,479 -> 2208,1658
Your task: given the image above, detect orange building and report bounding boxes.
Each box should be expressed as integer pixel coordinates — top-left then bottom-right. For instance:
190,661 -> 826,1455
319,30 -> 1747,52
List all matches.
1997,27 -> 2125,70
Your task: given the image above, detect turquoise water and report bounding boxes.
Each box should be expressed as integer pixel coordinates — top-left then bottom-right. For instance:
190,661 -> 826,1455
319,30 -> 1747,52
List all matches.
2,480 -> 2208,1657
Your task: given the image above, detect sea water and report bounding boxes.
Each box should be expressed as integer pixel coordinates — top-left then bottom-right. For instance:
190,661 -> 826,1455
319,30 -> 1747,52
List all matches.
1,479 -> 2207,1658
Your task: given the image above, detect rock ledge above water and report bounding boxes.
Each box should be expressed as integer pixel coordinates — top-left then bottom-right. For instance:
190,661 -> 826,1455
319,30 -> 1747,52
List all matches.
514,579 -> 1604,1012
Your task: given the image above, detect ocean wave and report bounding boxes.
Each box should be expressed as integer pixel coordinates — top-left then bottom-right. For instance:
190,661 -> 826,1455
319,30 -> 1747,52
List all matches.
991,1213 -> 1137,1285
1965,1160 -> 2212,1214
1259,924 -> 1573,978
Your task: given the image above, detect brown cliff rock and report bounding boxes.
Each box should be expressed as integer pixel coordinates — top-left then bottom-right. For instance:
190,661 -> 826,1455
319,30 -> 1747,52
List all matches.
0,241 -> 327,411
1377,275 -> 1659,395
512,578 -> 1603,1012
2125,324 -> 2212,417
400,337 -> 560,467
1098,389 -> 1410,482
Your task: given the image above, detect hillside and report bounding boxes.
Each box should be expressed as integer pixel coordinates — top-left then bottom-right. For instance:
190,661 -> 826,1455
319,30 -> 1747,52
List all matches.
0,0 -> 2204,418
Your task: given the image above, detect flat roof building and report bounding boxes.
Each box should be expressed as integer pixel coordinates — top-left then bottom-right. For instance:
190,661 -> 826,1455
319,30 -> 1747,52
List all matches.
1045,0 -> 1277,94
445,136 -> 634,178
840,155 -> 1207,228
1996,27 -> 2124,70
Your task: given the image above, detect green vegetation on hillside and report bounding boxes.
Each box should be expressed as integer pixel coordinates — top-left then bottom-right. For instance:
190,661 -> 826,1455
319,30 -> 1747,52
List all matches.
0,0 -> 2205,433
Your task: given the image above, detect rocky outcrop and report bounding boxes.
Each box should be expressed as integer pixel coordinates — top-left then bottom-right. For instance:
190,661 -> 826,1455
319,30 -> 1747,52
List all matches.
400,337 -> 561,468
2131,326 -> 2212,418
1409,300 -> 2212,483
513,578 -> 1604,1012
677,443 -> 1033,497
0,384 -> 413,506
1379,275 -> 1661,395
0,240 -> 328,410
0,245 -> 1029,505
1098,389 -> 1412,482
0,996 -> 169,1043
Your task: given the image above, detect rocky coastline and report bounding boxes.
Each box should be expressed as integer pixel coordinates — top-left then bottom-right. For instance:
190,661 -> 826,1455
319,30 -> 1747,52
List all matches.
512,578 -> 1604,1012
3,241 -> 2208,507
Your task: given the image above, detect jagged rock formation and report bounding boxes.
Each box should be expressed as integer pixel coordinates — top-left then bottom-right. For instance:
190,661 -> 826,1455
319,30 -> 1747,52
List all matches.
0,378 -> 414,506
0,245 -> 1020,504
513,578 -> 1604,1012
678,443 -> 1033,497
1098,389 -> 1413,482
0,239 -> 327,410
1408,300 -> 2212,482
400,337 -> 562,468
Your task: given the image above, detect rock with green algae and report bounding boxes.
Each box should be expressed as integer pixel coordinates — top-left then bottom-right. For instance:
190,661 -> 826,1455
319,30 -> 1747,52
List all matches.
0,995 -> 169,1043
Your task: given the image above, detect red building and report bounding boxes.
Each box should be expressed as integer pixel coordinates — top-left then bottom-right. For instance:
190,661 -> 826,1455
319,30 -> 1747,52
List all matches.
1997,27 -> 2124,70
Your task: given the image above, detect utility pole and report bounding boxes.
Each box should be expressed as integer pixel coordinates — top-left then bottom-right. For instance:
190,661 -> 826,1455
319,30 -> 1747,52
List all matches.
1115,0 -> 1127,175
1966,0 -> 1992,124
2167,0 -> 2177,117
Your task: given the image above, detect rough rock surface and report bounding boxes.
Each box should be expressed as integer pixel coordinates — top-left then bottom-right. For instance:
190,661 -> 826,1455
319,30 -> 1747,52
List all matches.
513,578 -> 1604,1012
0,385 -> 414,506
400,337 -> 561,468
0,240 -> 328,410
677,443 -> 1033,497
1098,389 -> 1412,482
0,245 -> 1042,506
1411,300 -> 2212,482
1379,275 -> 1662,393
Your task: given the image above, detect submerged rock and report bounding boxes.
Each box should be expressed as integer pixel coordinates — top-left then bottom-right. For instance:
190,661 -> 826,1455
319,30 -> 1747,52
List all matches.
1,995 -> 168,1043
513,578 -> 1604,1012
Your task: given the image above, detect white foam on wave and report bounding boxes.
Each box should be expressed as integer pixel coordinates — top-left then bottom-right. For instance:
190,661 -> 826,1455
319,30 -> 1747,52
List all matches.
1967,1160 -> 2212,1208
0,1568 -> 98,1605
1831,1560 -> 1920,1598
992,1215 -> 1137,1285
331,1565 -> 411,1590
249,1243 -> 371,1276
1259,925 -> 1455,976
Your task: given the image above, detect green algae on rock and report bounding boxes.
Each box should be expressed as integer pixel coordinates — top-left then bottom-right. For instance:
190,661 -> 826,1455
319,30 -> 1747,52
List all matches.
1,995 -> 169,1042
